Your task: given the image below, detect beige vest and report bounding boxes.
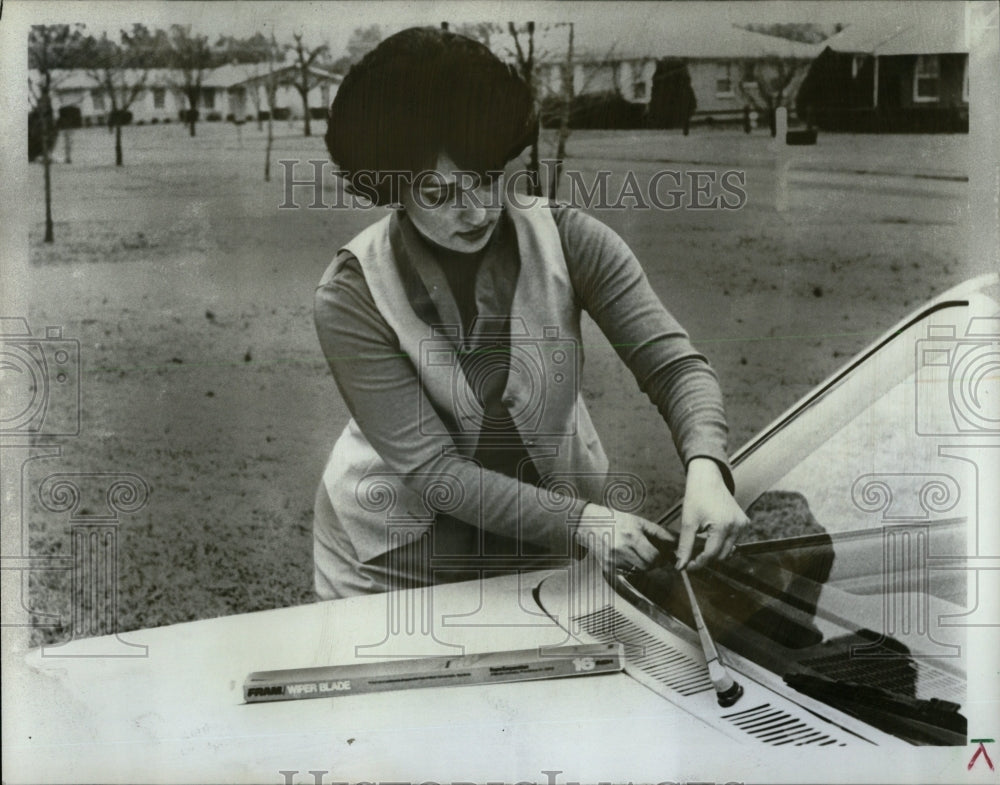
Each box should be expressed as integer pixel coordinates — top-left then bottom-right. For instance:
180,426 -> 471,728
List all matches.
320,197 -> 608,562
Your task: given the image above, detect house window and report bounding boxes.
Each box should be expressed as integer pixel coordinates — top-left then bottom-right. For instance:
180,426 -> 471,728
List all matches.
715,63 -> 734,97
851,55 -> 865,79
91,89 -> 105,111
633,80 -> 647,100
962,55 -> 969,102
152,87 -> 166,109
201,87 -> 216,110
913,54 -> 940,102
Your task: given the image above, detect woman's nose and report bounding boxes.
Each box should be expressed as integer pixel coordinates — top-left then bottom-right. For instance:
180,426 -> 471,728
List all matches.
466,182 -> 503,221
459,200 -> 488,226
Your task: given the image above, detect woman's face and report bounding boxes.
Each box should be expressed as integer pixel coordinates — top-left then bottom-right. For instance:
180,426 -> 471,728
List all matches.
400,153 -> 505,253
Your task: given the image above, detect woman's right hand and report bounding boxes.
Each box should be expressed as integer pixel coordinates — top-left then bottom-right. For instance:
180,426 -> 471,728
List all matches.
573,503 -> 676,573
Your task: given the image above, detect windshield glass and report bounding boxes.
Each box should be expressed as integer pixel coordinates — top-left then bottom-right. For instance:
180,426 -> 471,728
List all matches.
619,298 -> 996,745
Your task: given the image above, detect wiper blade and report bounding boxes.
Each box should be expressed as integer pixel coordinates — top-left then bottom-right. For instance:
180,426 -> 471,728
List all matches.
784,671 -> 966,745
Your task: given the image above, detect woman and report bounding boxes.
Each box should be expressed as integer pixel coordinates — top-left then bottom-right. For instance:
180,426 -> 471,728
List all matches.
313,26 -> 747,599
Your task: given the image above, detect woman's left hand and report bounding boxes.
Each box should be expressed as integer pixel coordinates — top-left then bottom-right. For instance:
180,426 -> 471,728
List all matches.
676,457 -> 749,571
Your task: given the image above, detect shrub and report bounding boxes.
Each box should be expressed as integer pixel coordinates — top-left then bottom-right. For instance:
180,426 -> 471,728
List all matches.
58,105 -> 82,129
108,109 -> 133,126
151,117 -> 160,124
273,107 -> 291,121
540,90 -> 646,130
206,111 -> 222,122
647,58 -> 696,129
28,107 -> 58,162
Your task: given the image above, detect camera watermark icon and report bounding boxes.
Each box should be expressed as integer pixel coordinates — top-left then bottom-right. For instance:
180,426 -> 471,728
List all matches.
915,317 -> 1000,436
0,319 -> 150,657
0,317 -> 80,437
2,444 -> 69,632
418,318 -> 579,439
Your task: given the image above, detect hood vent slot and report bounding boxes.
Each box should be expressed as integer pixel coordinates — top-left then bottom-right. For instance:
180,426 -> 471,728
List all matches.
573,605 -> 851,746
722,702 -> 847,746
574,606 -> 713,696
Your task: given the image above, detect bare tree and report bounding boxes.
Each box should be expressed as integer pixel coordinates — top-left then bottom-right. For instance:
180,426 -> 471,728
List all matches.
219,33 -> 280,130
427,21 -> 613,199
86,31 -> 148,166
290,33 -> 329,137
169,25 -> 214,137
262,34 -> 282,182
736,57 -> 808,136
28,24 -> 86,243
510,23 -> 616,200
507,22 -> 542,196
547,23 -> 575,200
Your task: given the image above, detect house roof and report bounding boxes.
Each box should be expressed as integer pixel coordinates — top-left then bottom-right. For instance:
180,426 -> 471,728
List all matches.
823,4 -> 967,55
535,23 -> 823,64
30,68 -> 178,90
30,64 -> 341,92
220,63 -> 341,88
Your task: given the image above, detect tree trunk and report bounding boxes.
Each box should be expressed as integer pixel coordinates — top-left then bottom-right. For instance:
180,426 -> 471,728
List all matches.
115,123 -> 123,166
528,139 -> 541,196
41,96 -> 54,243
43,146 -> 54,243
301,88 -> 312,137
264,113 -> 273,182
548,23 -> 574,201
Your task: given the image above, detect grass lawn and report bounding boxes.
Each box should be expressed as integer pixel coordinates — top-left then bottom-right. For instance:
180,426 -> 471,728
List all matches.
15,119 -> 979,641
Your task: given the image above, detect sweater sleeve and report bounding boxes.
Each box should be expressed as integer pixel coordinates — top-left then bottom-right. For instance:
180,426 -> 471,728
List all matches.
553,206 -> 734,491
314,253 -> 588,555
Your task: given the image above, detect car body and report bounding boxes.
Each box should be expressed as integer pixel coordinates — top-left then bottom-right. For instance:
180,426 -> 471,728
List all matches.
4,275 -> 998,784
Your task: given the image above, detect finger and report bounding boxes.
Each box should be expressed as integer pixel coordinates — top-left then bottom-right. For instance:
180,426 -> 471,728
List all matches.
675,517 -> 698,570
645,522 -> 677,543
721,518 -> 747,559
641,520 -> 677,548
631,537 -> 664,570
690,526 -> 727,571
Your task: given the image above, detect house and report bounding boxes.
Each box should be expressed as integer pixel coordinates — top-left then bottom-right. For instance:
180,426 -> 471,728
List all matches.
535,24 -> 822,128
33,64 -> 341,127
796,5 -> 968,132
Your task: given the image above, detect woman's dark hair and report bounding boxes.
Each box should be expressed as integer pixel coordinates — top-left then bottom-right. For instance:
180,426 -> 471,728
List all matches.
325,27 -> 537,205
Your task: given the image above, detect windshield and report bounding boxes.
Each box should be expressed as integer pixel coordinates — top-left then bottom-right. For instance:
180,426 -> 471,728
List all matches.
619,295 -> 998,745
